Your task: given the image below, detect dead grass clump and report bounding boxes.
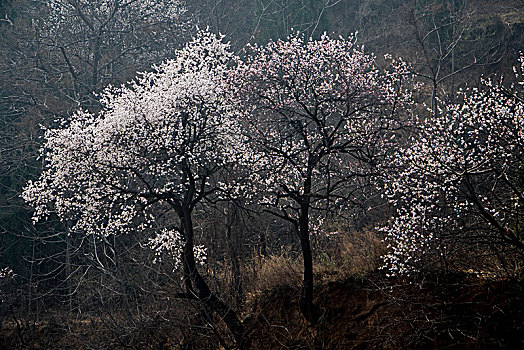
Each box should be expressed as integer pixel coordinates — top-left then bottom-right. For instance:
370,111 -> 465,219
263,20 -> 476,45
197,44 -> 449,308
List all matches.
312,230 -> 387,282
244,254 -> 303,294
338,230 -> 387,277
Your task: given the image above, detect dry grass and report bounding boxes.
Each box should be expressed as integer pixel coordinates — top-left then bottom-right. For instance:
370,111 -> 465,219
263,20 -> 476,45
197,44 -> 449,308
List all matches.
241,229 -> 387,299
337,230 -> 387,277
310,229 -> 387,283
244,254 -> 303,293
444,244 -> 524,280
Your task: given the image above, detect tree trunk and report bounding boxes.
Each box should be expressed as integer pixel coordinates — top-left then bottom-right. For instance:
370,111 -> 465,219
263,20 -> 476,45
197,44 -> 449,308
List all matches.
259,228 -> 267,258
181,207 -> 244,346
91,35 -> 100,94
65,230 -> 72,314
298,213 -> 318,324
225,203 -> 243,306
298,171 -> 319,324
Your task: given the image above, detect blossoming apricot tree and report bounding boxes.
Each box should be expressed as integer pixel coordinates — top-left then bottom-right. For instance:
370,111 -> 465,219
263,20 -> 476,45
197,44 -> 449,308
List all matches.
231,32 -> 413,322
22,31 -> 244,343
381,55 -> 524,276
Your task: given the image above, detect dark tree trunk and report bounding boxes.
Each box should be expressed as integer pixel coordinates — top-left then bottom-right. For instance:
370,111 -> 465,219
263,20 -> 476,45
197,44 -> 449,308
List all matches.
259,228 -> 267,258
180,206 -> 244,346
91,34 -> 101,95
65,227 -> 72,314
298,171 -> 319,324
225,203 -> 243,306
298,212 -> 318,324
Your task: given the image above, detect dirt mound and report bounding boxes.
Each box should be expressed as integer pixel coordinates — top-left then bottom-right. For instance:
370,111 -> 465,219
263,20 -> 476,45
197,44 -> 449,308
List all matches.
242,274 -> 524,349
1,274 -> 523,349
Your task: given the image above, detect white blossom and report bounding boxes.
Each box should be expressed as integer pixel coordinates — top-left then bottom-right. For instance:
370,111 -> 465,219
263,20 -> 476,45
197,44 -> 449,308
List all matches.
381,54 -> 524,275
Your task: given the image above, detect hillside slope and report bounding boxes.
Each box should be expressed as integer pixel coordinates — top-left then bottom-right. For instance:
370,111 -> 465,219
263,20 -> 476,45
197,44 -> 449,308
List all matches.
243,274 -> 524,349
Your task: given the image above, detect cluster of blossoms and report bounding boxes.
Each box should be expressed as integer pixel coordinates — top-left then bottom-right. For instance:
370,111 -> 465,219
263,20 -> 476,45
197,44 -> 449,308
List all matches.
18,25 -> 420,339
25,27 -> 522,282
148,229 -> 207,266
23,30 -> 417,282
0,267 -> 14,280
381,54 -> 524,275
227,32 -> 414,320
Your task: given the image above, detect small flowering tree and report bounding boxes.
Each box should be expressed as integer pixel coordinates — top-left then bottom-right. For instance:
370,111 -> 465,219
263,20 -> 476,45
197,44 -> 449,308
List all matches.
381,55 -> 524,276
231,32 -> 413,322
22,31 -> 244,343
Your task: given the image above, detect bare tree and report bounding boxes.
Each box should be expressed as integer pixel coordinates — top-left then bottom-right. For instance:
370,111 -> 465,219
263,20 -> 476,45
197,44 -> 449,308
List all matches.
348,0 -> 508,115
251,0 -> 341,42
